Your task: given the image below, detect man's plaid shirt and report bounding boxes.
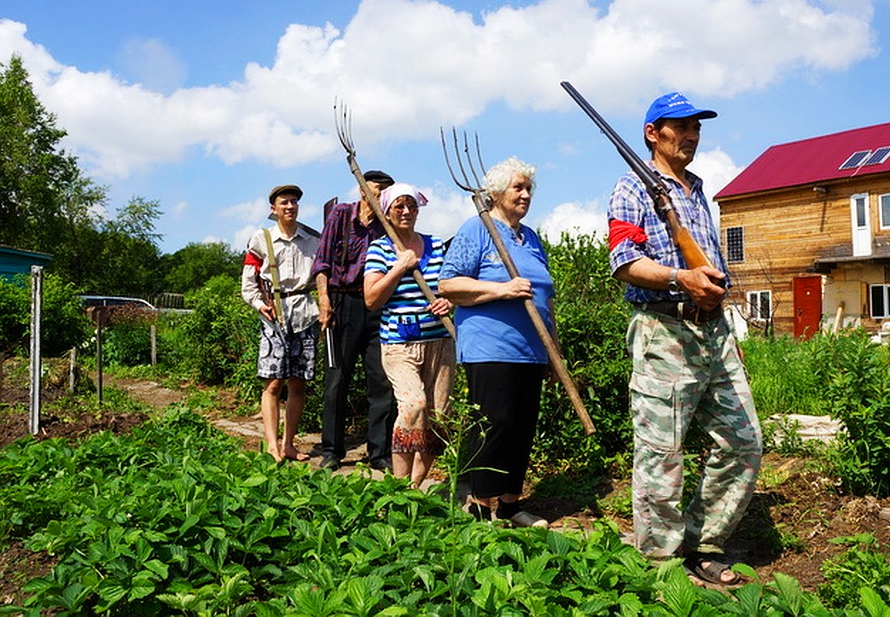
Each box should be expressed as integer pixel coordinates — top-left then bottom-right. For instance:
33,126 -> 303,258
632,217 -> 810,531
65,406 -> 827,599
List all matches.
608,163 -> 730,305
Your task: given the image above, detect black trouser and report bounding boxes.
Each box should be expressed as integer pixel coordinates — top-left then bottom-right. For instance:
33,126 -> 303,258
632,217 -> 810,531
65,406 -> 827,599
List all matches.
464,362 -> 545,498
321,292 -> 394,463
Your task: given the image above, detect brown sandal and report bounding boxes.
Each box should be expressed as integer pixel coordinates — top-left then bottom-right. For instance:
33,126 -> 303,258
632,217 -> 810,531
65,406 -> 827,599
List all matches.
684,552 -> 741,586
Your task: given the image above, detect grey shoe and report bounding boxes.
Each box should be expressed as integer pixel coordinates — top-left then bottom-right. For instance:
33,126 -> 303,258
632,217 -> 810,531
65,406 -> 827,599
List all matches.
509,510 -> 549,528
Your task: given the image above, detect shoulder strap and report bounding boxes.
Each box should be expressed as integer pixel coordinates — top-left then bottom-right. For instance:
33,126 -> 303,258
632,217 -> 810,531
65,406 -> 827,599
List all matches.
262,228 -> 286,327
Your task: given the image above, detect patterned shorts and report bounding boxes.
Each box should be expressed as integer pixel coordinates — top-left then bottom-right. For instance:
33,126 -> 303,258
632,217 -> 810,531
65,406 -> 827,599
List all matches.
257,320 -> 317,380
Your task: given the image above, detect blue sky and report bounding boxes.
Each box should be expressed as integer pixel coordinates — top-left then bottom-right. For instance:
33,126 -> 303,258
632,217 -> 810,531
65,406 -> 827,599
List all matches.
2,0 -> 888,254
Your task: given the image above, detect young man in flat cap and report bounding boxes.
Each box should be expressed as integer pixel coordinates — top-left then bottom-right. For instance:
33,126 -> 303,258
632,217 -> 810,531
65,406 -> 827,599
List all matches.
242,184 -> 320,462
311,170 -> 396,471
608,93 -> 761,585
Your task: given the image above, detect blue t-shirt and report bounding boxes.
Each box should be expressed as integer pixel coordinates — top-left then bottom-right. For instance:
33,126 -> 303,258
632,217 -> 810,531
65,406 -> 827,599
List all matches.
364,234 -> 451,344
440,217 -> 553,364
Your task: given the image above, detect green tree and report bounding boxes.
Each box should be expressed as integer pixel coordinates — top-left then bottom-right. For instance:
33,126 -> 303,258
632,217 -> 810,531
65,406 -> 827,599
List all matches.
88,196 -> 164,295
161,242 -> 242,294
0,54 -> 106,255
0,55 -> 164,297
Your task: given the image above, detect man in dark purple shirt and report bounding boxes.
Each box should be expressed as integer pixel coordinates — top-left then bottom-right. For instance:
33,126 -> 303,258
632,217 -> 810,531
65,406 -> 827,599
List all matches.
311,170 -> 395,471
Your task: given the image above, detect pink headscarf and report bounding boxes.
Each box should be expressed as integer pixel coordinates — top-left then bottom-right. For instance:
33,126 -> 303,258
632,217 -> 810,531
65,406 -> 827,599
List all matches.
379,182 -> 429,215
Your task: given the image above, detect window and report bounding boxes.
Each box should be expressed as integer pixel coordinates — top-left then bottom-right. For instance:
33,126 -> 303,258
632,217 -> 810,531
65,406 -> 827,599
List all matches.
881,194 -> 890,230
747,290 -> 771,322
871,284 -> 890,319
725,226 -> 744,263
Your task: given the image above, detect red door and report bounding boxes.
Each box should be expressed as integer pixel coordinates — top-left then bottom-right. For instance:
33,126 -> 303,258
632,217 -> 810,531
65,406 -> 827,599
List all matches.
793,276 -> 822,339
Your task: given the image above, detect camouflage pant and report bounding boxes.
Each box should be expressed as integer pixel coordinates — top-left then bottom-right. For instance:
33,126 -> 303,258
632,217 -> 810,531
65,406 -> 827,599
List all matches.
627,310 -> 762,558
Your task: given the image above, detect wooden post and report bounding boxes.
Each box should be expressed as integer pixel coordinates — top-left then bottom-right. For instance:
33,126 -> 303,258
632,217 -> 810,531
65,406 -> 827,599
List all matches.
150,324 -> 157,367
68,347 -> 77,394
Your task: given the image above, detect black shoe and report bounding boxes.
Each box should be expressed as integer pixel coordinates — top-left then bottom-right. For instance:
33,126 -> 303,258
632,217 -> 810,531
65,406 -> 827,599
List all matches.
468,502 -> 492,522
320,455 -> 340,470
369,456 -> 392,472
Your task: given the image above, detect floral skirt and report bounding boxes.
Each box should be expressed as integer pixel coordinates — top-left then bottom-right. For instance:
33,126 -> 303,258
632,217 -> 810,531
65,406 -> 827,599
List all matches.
381,338 -> 455,455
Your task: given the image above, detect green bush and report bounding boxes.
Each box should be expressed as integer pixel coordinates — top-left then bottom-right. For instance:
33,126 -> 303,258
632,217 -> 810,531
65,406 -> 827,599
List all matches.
101,305 -> 158,367
0,273 -> 91,356
819,533 -> 890,609
534,233 -> 631,473
815,331 -> 890,496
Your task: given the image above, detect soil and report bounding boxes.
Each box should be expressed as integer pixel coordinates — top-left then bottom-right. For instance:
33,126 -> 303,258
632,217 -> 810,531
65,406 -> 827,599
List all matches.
2,361 -> 889,606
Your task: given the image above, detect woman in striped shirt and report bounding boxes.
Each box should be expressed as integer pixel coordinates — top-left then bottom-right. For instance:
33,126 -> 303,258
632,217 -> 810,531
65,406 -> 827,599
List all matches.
363,183 -> 454,488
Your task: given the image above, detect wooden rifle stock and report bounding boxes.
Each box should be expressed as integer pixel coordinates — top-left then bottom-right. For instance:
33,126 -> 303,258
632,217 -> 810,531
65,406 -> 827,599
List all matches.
560,81 -> 715,271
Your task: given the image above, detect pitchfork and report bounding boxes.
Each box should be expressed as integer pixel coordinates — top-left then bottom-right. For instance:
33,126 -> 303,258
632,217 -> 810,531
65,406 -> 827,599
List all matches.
440,128 -> 595,435
333,99 -> 455,338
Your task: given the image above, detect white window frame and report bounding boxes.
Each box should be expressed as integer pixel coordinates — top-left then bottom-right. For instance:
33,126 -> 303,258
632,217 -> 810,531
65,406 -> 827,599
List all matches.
747,290 -> 772,322
870,284 -> 890,319
880,193 -> 890,230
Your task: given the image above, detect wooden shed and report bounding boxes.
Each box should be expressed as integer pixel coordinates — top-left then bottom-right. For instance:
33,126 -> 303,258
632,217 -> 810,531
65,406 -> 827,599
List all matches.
0,245 -> 52,281
715,122 -> 890,338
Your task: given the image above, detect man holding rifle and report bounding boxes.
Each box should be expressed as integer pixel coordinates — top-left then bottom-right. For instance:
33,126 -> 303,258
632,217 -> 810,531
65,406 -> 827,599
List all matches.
607,92 -> 761,585
311,170 -> 396,472
241,184 -> 320,463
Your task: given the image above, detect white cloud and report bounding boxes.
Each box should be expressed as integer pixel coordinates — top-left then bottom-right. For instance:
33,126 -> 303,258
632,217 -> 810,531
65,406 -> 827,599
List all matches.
537,200 -> 608,243
688,147 -> 745,228
0,0 -> 878,179
220,198 -> 270,224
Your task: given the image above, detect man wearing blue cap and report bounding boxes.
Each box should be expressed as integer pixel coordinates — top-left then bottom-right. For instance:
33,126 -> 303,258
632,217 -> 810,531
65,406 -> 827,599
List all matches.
607,92 -> 761,586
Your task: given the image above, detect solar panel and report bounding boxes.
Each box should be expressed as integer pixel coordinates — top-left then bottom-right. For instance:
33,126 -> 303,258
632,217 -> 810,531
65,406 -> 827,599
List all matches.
864,146 -> 890,166
839,150 -> 872,170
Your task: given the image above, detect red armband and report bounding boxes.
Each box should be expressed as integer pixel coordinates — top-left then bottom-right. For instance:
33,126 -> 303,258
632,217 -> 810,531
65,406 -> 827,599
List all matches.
243,250 -> 263,272
608,219 -> 648,251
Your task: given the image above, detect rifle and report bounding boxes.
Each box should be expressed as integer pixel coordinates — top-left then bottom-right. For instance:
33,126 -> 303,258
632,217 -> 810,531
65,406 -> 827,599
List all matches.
256,274 -> 288,342
560,81 -> 714,271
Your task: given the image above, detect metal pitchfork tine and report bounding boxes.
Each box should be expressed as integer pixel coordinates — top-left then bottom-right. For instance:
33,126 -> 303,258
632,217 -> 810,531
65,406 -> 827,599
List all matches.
334,97 -> 356,159
439,126 -> 596,435
441,127 -> 487,198
331,98 -> 456,338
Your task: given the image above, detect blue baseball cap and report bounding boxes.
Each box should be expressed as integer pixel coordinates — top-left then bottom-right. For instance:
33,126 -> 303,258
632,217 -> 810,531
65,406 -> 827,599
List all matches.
645,92 -> 717,126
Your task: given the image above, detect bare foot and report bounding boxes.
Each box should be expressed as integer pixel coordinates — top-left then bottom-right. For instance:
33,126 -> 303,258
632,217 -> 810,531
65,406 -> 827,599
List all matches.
283,445 -> 310,462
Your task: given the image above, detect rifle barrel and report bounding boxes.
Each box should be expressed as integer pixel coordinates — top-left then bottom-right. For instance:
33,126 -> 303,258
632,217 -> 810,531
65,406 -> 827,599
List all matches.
560,81 -> 669,203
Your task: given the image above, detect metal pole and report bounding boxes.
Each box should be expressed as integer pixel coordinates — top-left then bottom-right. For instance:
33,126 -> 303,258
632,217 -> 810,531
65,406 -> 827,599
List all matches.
29,265 -> 43,435
96,308 -> 104,404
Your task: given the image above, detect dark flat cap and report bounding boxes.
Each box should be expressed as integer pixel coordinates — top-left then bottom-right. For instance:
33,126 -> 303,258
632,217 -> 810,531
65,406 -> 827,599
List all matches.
268,184 -> 303,204
362,170 -> 394,185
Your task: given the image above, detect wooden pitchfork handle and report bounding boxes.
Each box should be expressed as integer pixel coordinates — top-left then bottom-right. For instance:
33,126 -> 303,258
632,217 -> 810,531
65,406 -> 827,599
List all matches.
335,101 -> 456,338
470,194 -> 596,435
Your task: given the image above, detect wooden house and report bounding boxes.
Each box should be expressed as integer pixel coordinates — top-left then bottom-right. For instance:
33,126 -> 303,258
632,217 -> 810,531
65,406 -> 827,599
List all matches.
714,122 -> 890,338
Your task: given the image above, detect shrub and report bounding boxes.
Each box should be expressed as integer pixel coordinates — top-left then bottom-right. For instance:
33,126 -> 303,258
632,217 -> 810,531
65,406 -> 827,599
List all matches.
816,330 -> 890,496
0,273 -> 91,356
534,233 -> 631,473
101,305 -> 158,366
819,533 -> 890,609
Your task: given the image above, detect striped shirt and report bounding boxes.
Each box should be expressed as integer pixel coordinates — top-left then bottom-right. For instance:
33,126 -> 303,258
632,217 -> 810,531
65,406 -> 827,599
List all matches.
364,234 -> 451,344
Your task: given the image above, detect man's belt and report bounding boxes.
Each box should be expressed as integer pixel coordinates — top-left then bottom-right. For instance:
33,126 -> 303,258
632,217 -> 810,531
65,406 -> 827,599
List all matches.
329,285 -> 363,294
635,301 -> 723,325
280,288 -> 313,299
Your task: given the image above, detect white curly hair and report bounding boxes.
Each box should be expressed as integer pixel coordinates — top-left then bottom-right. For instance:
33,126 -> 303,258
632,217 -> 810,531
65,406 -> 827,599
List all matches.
482,156 -> 536,198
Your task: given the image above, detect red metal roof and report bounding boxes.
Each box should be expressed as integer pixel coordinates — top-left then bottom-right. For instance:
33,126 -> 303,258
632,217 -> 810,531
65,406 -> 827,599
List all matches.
715,122 -> 890,200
